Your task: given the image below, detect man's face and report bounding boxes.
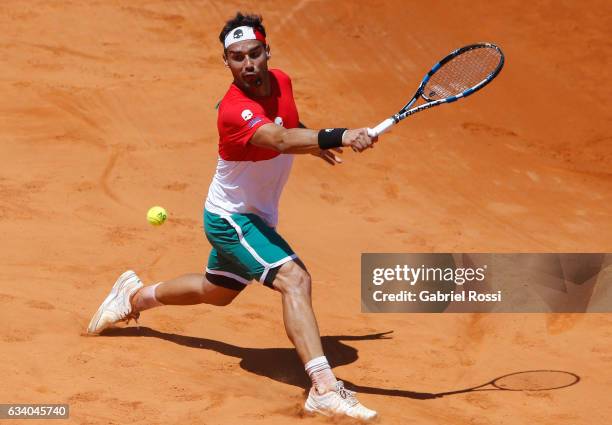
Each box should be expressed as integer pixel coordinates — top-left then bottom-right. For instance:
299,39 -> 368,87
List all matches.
224,39 -> 269,91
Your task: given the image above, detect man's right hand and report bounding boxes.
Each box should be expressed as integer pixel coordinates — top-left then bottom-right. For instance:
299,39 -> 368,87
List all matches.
342,128 -> 377,152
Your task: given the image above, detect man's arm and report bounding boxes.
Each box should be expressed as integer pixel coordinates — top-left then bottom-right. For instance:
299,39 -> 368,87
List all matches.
250,123 -> 375,154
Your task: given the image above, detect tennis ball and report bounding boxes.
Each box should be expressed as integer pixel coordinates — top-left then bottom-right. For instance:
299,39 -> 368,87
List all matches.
147,206 -> 167,226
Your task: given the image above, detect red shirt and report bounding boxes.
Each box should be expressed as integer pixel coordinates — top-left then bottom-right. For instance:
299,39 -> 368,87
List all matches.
217,69 -> 300,161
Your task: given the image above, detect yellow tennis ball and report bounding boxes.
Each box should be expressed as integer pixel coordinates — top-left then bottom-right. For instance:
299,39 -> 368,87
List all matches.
147,206 -> 167,226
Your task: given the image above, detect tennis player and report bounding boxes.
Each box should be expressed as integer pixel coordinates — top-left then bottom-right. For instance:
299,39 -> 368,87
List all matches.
87,12 -> 377,420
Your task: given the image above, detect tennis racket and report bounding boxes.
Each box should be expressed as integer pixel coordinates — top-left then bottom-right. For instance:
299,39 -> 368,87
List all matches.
367,42 -> 504,137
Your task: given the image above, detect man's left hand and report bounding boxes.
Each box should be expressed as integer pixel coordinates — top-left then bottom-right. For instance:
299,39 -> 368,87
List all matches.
312,147 -> 343,165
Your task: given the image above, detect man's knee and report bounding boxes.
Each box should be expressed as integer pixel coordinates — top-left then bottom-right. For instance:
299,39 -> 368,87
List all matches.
202,274 -> 243,306
272,260 -> 311,296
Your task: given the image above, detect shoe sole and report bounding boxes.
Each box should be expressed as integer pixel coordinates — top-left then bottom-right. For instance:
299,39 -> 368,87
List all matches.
304,396 -> 377,420
86,270 -> 142,335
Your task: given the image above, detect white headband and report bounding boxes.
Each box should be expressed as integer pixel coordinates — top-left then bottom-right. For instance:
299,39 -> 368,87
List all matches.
224,26 -> 266,49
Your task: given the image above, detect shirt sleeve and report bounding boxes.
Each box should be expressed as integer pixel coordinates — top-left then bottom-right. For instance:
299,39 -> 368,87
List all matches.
218,98 -> 272,147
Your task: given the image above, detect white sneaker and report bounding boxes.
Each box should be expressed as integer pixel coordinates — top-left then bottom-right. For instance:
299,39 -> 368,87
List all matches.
87,270 -> 143,335
304,380 -> 377,420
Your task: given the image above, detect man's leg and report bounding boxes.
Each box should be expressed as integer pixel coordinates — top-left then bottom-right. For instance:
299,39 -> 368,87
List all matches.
129,244 -> 249,314
270,260 -> 337,393
87,270 -> 244,334
132,273 -> 241,311
270,260 -> 377,420
270,260 -> 323,363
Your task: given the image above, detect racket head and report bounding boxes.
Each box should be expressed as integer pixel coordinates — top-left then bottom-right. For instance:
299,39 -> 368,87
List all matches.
420,43 -> 504,103
491,370 -> 579,391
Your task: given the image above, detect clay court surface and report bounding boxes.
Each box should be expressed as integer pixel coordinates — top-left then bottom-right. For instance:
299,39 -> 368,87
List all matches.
1,1 -> 611,424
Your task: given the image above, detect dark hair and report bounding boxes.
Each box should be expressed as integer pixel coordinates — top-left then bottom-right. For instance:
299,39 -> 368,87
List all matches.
219,12 -> 267,46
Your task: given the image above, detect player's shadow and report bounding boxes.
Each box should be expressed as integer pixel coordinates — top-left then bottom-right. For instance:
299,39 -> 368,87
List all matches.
101,327 -> 580,399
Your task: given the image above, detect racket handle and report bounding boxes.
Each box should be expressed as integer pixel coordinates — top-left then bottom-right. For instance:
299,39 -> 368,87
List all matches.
367,118 -> 395,137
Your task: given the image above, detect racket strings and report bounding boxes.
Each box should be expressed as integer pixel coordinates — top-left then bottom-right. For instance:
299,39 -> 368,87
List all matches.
424,47 -> 502,100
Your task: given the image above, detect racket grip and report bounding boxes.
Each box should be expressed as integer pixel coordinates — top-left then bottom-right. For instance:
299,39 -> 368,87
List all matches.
367,118 -> 395,137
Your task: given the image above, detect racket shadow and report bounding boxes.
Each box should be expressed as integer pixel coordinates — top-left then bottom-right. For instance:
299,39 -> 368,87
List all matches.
99,327 -> 580,400
344,369 -> 581,400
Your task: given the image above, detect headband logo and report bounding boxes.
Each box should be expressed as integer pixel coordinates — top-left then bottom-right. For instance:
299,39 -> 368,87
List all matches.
224,26 -> 266,48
